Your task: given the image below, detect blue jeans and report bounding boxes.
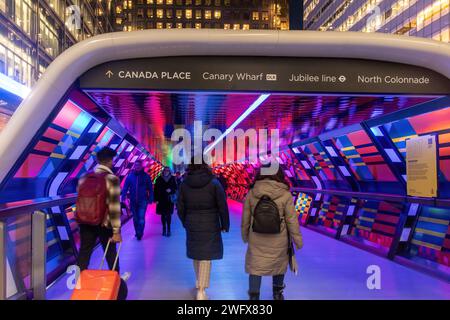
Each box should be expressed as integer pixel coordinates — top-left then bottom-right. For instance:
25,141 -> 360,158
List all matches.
249,274 -> 285,293
131,202 -> 148,238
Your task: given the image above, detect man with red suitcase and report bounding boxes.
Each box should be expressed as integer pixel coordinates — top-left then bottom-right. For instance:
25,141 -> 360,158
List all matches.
76,147 -> 122,273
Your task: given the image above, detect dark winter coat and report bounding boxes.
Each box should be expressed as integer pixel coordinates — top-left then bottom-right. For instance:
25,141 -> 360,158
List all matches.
177,169 -> 230,260
154,175 -> 177,215
121,170 -> 153,206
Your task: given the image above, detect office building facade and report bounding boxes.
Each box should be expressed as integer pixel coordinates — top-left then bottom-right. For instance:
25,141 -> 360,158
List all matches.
112,0 -> 290,31
304,0 -> 449,42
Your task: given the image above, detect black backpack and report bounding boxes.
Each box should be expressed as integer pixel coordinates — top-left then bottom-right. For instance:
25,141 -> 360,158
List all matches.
252,194 -> 281,234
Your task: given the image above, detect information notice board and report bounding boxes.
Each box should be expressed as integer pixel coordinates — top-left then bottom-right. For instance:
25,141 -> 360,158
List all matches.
406,135 -> 438,198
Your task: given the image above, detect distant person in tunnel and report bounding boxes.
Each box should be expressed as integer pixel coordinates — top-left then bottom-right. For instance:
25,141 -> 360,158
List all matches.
76,147 -> 122,272
154,166 -> 177,237
241,165 -> 303,300
177,158 -> 230,300
121,159 -> 153,241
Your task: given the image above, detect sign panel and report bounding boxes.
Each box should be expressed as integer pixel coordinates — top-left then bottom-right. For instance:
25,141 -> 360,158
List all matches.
406,135 -> 438,198
79,57 -> 450,95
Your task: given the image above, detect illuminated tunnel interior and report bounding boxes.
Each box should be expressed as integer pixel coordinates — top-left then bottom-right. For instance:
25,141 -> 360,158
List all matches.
0,41 -> 449,299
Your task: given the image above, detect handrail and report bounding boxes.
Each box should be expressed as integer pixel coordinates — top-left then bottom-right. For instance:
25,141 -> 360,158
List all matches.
0,194 -> 77,219
0,194 -> 78,300
291,187 -> 449,207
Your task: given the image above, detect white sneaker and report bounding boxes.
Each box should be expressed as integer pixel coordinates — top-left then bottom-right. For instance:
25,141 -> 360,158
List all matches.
121,272 -> 131,282
196,289 -> 208,300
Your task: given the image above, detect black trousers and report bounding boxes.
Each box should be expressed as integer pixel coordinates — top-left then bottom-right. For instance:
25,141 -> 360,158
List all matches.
78,224 -> 120,272
161,214 -> 172,231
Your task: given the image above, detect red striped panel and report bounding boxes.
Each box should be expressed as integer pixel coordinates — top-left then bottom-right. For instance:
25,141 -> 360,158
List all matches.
376,213 -> 399,224
409,107 -> 450,135
43,127 -> 65,141
14,154 -> 48,178
35,141 -> 56,153
53,101 -> 81,129
372,222 -> 396,235
443,238 -> 450,250
379,201 -> 402,213
348,130 -> 372,146
439,146 -> 450,157
357,146 -> 378,154
361,155 -> 384,163
367,164 -> 397,181
439,159 -> 450,181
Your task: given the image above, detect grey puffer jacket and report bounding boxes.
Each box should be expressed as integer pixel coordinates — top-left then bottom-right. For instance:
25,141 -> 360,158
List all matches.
241,179 -> 303,276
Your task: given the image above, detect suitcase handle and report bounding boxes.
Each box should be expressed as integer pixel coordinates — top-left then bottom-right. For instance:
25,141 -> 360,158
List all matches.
99,239 -> 122,271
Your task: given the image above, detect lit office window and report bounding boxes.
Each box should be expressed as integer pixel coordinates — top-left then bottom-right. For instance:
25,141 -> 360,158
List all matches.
195,23 -> 202,29
157,22 -> 163,29
147,0 -> 154,3
167,0 -> 173,4
157,0 -> 164,4
166,23 -> 173,28
157,9 -> 164,18
185,22 -> 193,28
177,23 -> 183,28
233,24 -> 240,30
224,23 -> 230,29
186,9 -> 192,19
128,0 -> 133,9
195,0 -> 202,5
196,10 -> 202,19
116,6 -> 122,14
186,0 -> 192,4
262,12 -> 269,20
243,24 -> 250,30
205,0 -> 211,5
205,10 -> 212,19
252,11 -> 259,20
215,0 -> 221,5
116,18 -> 122,24
167,9 -> 173,18
147,9 -> 154,18
224,0 -> 230,5
214,10 -> 221,19
137,8 -> 144,18
176,9 -> 182,18
176,0 -> 183,5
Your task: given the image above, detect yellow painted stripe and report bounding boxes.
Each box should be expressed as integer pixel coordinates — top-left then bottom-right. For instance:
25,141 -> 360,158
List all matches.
50,153 -> 66,159
342,146 -> 355,151
359,216 -> 375,222
47,238 -> 59,247
392,134 -> 417,143
67,130 -> 81,138
363,208 -> 378,213
356,225 -> 371,231
415,228 -> 446,238
411,239 -> 441,251
418,216 -> 449,225
354,162 -> 366,166
346,154 -> 361,159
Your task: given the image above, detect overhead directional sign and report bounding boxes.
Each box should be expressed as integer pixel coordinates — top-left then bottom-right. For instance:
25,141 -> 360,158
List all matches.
79,57 -> 450,95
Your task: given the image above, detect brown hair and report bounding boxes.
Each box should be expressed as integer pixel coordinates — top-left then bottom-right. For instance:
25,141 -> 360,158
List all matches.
254,164 -> 289,188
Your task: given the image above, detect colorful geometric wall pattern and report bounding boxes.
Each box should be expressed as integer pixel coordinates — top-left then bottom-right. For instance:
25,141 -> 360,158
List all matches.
410,205 -> 450,266
301,141 -> 342,181
294,192 -> 312,224
382,107 -> 450,183
334,130 -> 397,182
317,195 -> 347,230
351,200 -> 403,248
14,100 -> 92,179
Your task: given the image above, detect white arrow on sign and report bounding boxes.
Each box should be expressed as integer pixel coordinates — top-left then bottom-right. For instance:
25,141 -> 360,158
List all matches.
106,70 -> 114,78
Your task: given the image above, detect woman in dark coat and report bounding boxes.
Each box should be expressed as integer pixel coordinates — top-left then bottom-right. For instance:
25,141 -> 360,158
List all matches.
177,160 -> 230,300
154,167 -> 177,237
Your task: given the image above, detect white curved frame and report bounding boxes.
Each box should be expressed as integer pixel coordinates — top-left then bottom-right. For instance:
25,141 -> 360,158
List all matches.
0,29 -> 449,183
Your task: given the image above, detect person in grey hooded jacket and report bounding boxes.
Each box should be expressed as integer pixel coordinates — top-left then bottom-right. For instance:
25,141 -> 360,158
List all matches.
242,165 -> 303,300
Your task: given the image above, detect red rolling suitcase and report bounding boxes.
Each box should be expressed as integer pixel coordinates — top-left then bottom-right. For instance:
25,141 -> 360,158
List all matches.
71,240 -> 122,300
